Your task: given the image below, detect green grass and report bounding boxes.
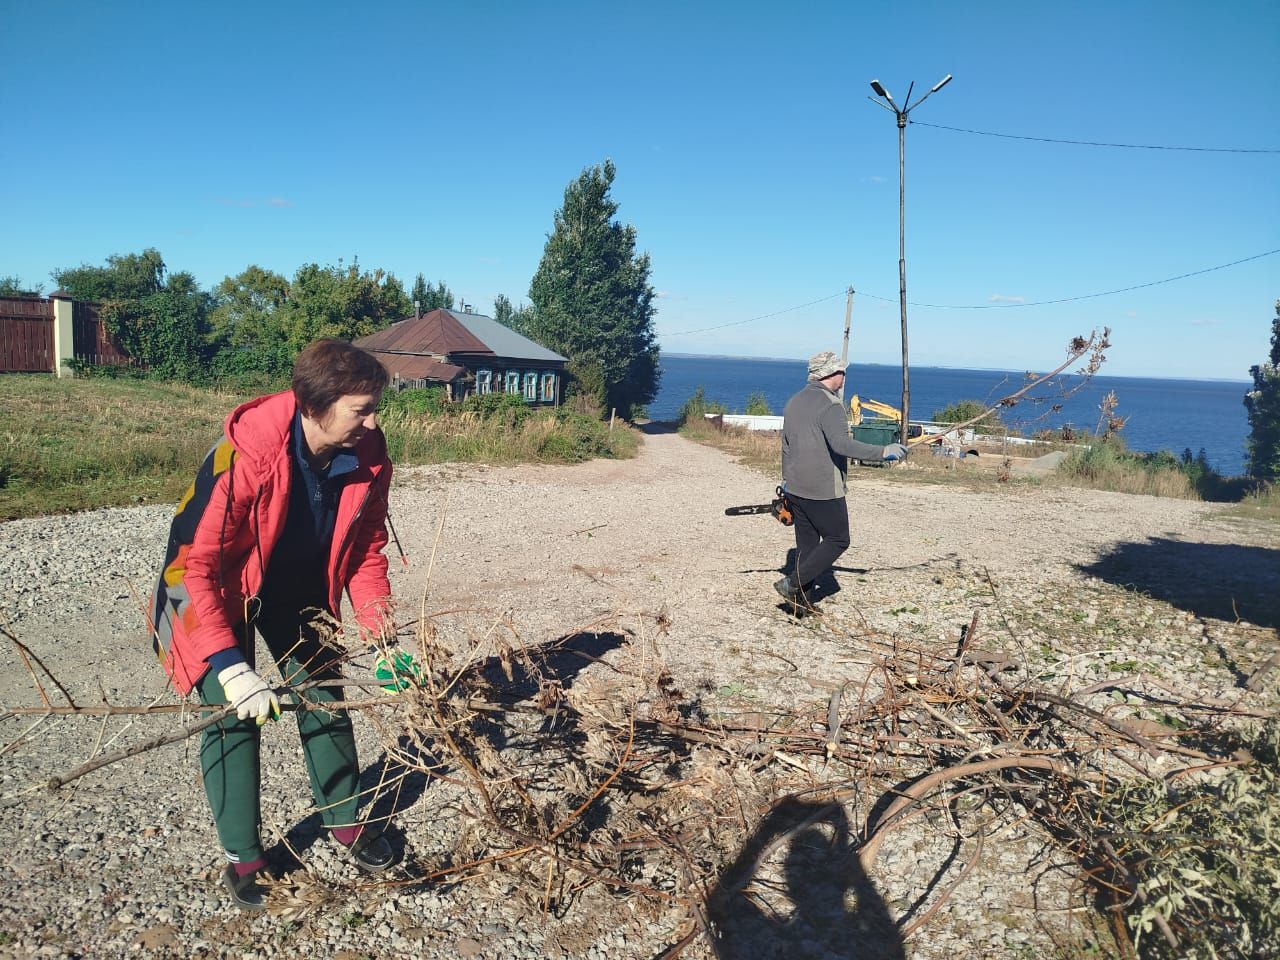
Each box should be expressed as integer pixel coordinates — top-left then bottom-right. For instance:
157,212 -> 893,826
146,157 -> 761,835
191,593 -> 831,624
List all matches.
0,376 -> 638,519
0,374 -> 256,519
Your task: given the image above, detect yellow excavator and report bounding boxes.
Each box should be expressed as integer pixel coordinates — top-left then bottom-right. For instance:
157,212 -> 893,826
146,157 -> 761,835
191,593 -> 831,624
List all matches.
848,394 -> 927,444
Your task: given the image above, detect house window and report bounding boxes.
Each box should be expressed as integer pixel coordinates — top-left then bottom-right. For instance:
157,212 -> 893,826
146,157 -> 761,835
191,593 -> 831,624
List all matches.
477,369 -> 492,395
506,371 -> 521,394
541,372 -> 556,402
523,372 -> 537,401
491,370 -> 504,393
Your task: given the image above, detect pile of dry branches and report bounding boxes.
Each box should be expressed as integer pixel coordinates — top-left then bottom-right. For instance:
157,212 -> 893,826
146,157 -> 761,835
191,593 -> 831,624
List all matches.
3,592 -> 1271,958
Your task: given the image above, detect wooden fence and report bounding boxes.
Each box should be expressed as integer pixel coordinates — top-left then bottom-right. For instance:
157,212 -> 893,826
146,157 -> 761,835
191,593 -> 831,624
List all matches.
0,296 -> 129,373
72,301 -> 130,366
0,298 -> 54,372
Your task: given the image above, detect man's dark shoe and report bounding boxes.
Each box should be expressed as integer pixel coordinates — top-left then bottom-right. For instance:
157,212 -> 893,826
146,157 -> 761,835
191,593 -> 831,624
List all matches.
775,576 -> 817,615
220,864 -> 267,912
349,830 -> 396,873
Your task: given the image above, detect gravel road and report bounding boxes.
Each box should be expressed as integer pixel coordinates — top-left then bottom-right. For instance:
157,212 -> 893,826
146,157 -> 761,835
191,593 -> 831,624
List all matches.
1,425 -> 1276,959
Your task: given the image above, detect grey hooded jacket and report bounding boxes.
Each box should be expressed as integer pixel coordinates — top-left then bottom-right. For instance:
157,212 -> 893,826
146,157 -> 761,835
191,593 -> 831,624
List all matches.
781,381 -> 886,499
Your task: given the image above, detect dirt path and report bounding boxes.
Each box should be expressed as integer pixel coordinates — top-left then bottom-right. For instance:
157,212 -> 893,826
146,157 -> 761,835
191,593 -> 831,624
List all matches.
394,426 -> 1275,700
0,427 -> 1276,959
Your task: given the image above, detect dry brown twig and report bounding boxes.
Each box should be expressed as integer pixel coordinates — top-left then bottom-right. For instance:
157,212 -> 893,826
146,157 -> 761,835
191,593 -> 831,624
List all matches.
2,584 -> 1271,956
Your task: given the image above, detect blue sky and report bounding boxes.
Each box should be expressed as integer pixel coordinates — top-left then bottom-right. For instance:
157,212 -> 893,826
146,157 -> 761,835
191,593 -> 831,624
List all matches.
2,0 -> 1276,380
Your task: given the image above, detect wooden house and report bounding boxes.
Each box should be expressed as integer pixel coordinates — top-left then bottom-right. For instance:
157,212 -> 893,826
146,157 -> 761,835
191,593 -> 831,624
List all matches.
355,308 -> 568,404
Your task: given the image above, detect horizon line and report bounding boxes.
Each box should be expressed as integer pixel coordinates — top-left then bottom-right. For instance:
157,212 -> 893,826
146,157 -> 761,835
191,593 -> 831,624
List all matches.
660,351 -> 1253,385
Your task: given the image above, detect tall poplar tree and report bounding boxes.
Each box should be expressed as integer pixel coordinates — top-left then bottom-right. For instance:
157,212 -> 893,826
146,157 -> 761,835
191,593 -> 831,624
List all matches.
411,272 -> 454,312
1245,299 -> 1280,482
528,160 -> 659,418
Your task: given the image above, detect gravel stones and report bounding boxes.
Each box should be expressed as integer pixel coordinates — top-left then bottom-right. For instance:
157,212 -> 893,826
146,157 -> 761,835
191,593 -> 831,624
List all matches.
1,430 -> 1276,958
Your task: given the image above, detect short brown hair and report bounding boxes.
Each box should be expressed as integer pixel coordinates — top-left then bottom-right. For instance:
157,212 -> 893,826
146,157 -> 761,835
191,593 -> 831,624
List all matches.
292,339 -> 389,418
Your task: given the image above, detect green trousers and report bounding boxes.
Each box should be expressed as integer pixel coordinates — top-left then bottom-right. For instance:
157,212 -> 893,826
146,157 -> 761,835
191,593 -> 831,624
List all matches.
197,625 -> 359,865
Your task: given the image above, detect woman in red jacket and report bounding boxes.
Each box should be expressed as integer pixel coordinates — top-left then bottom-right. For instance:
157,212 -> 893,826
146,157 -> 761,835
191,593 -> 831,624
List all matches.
152,339 -> 408,910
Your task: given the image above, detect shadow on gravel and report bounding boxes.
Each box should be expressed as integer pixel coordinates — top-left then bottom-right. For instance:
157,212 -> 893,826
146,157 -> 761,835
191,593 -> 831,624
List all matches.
636,420 -> 678,435
1079,538 -> 1280,630
477,630 -> 629,751
271,632 -> 631,870
481,629 -> 629,702
706,798 -> 905,960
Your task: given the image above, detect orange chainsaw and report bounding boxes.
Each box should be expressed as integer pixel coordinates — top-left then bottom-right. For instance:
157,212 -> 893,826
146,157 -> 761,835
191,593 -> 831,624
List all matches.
724,486 -> 793,526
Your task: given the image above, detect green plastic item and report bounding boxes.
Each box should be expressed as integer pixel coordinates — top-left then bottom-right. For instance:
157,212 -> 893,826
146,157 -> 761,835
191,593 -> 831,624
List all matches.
849,423 -> 900,446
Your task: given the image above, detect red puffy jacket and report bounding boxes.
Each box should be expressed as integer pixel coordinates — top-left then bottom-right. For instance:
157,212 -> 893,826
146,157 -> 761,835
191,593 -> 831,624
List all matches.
152,390 -> 393,694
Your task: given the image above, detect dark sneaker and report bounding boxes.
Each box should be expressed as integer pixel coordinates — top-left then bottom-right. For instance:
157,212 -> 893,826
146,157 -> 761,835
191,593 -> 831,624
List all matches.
221,864 -> 267,912
773,576 -> 796,601
349,830 -> 396,873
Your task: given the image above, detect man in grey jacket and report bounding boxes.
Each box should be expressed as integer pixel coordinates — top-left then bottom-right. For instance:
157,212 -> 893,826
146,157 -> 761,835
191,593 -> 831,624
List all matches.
774,351 -> 907,608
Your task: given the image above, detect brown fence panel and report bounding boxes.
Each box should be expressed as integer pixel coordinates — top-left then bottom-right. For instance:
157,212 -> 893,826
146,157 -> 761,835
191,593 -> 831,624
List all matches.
72,301 -> 131,366
0,298 -> 54,372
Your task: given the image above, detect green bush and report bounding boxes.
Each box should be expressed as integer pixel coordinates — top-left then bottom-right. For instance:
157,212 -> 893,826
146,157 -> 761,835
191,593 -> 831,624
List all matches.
1057,440 -> 1247,500
462,391 -> 530,423
1244,300 -> 1280,482
931,399 -> 1001,431
1110,719 -> 1280,959
206,343 -> 295,381
381,387 -> 447,417
744,392 -> 772,416
677,386 -> 728,425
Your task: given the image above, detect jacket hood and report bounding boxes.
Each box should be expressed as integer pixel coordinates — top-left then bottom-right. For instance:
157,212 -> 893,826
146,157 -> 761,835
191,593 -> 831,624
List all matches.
224,390 -> 388,469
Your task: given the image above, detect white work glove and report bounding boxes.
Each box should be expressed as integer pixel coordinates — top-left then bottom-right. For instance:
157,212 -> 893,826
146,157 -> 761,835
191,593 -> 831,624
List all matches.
882,442 -> 908,462
217,663 -> 281,725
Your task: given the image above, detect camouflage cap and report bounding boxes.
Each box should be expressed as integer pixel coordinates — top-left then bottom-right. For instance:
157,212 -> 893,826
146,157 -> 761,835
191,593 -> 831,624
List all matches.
807,351 -> 844,381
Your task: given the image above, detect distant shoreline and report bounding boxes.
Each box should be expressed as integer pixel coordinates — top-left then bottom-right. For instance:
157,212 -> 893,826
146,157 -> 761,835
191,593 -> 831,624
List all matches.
659,352 -> 1251,385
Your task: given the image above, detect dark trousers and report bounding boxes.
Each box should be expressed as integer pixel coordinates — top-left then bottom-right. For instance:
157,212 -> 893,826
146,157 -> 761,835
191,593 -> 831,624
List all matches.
788,493 -> 851,590
197,610 -> 359,864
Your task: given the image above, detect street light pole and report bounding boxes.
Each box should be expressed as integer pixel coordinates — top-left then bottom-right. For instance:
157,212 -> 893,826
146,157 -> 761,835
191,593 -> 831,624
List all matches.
868,74 -> 952,445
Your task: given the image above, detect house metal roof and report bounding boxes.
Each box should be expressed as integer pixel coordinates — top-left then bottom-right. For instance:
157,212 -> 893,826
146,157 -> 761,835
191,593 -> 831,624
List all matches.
368,351 -> 465,383
446,310 -> 568,365
355,309 -> 492,356
354,308 -> 566,366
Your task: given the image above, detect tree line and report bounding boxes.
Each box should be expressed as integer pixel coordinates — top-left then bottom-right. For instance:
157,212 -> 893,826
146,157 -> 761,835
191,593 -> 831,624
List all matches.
1,160 -> 660,419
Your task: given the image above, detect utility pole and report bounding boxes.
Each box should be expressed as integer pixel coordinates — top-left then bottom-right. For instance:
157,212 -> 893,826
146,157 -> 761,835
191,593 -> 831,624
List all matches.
868,73 -> 952,443
838,286 -> 854,402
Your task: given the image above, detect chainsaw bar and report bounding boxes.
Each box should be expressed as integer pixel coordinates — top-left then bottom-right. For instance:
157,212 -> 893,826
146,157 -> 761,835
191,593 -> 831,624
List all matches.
725,488 -> 794,525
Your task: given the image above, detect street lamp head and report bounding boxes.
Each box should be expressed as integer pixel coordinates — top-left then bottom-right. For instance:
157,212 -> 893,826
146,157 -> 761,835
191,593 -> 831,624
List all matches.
930,74 -> 953,93
869,79 -> 891,100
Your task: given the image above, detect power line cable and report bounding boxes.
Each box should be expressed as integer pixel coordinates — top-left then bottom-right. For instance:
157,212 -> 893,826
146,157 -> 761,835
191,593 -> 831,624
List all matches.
861,248 -> 1280,309
661,248 -> 1278,336
912,120 -> 1280,154
663,291 -> 845,336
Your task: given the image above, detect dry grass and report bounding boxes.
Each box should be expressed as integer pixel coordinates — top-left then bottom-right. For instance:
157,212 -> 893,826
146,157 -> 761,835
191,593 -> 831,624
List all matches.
0,374 -> 254,519
679,415 -> 1279,517
382,406 -> 639,466
0,376 -> 640,520
678,418 -> 781,475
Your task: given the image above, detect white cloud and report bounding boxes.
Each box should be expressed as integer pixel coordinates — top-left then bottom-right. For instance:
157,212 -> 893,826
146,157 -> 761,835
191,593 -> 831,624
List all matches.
988,294 -> 1025,304
268,197 -> 293,208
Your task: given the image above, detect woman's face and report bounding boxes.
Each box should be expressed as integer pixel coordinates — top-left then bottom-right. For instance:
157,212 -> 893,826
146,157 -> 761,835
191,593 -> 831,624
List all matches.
309,392 -> 382,451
